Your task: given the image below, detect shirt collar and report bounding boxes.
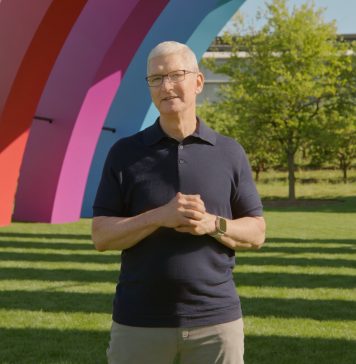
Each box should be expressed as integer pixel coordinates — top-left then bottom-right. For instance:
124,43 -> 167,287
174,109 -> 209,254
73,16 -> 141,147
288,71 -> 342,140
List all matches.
142,116 -> 217,146
192,116 -> 217,145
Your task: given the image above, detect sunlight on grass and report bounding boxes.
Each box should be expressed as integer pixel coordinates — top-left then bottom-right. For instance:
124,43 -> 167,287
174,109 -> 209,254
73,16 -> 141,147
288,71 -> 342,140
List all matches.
0,309 -> 111,331
239,286 -> 356,301
0,172 -> 355,363
245,317 -> 356,340
0,280 -> 114,293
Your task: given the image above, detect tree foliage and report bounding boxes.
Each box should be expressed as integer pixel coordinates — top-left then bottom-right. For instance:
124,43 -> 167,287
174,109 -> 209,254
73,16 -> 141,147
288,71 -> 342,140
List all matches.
202,0 -> 354,199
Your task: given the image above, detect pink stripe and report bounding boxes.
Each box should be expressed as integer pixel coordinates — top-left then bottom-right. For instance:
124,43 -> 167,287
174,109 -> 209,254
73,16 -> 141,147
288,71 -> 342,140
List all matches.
13,0 -> 139,222
51,0 -> 168,222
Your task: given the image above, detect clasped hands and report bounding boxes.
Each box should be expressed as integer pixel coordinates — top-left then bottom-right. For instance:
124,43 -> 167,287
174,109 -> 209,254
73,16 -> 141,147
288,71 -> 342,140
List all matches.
158,192 -> 216,236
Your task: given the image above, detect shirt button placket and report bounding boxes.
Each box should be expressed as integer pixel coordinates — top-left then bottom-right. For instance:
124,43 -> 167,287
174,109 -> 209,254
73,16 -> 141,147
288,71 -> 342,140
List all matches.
178,143 -> 185,164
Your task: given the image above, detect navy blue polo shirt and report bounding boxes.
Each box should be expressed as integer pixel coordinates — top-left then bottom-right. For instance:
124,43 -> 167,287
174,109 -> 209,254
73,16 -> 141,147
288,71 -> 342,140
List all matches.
93,117 -> 263,328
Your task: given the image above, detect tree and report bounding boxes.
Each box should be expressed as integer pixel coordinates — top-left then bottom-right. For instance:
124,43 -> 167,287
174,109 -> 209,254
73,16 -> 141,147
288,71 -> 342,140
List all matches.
198,101 -> 279,181
308,43 -> 356,183
331,47 -> 356,183
204,0 -> 351,200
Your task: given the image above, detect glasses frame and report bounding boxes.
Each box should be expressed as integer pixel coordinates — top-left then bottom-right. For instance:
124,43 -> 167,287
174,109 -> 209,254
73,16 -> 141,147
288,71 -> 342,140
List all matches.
145,69 -> 197,87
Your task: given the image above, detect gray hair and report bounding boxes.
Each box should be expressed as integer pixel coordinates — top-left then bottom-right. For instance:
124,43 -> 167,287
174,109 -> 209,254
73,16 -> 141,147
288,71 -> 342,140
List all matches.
147,41 -> 199,73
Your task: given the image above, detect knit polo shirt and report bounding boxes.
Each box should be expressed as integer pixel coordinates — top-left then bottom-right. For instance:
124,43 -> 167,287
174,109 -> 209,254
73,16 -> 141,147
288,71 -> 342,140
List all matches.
93,117 -> 263,327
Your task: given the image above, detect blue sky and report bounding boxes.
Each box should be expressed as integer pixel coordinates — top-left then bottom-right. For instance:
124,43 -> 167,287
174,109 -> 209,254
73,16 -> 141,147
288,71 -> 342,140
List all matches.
222,0 -> 356,34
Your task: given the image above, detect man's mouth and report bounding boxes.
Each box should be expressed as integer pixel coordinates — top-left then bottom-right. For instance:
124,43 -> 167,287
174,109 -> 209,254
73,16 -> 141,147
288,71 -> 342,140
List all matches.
162,96 -> 179,101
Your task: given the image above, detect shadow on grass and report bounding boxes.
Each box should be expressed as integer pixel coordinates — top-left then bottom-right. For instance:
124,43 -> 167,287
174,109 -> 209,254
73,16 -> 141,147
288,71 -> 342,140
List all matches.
0,267 -> 354,288
0,328 -> 108,364
0,240 -> 94,250
0,291 -> 113,314
262,196 -> 356,213
0,251 -> 121,264
0,232 -> 91,240
233,272 -> 356,289
4,250 -> 354,268
0,328 -> 355,364
265,237 -> 356,245
237,256 -> 356,268
240,296 -> 356,321
245,335 -> 356,364
0,290 -> 355,321
0,267 -> 118,282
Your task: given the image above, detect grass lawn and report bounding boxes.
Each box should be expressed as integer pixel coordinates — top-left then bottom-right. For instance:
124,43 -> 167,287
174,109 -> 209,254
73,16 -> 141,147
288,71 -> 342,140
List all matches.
0,169 -> 355,363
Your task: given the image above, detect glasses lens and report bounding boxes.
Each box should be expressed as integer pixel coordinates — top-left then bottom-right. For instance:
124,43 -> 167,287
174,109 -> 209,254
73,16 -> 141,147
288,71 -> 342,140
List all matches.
146,70 -> 189,86
168,70 -> 185,82
147,75 -> 162,87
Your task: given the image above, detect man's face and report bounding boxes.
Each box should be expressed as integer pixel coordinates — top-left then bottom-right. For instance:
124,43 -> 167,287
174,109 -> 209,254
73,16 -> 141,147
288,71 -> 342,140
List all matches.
147,52 -> 204,117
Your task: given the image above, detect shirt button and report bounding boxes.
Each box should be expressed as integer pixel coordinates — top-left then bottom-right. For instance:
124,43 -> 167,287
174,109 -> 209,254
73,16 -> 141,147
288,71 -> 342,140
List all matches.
179,159 -> 185,164
182,330 -> 189,338
178,145 -> 184,150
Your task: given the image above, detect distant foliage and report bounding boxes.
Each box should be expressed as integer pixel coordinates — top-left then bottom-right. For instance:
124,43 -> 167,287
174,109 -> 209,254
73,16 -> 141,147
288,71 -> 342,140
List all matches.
201,0 -> 356,198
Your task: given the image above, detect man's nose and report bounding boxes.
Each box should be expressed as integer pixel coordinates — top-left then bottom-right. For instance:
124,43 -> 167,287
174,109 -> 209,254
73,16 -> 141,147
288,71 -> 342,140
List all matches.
160,75 -> 173,89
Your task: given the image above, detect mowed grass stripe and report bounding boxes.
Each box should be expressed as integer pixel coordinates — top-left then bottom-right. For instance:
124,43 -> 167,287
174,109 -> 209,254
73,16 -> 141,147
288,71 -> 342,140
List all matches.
244,317 -> 356,340
237,252 -> 356,260
235,265 -> 356,275
1,259 -> 353,275
0,261 -> 120,271
3,248 -> 356,263
0,280 -> 115,293
238,286 -> 356,301
0,247 -> 108,255
1,309 -> 355,340
0,309 -> 111,331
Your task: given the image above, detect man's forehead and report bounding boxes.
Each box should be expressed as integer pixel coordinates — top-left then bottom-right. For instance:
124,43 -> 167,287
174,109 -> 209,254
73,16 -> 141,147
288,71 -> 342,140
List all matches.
148,51 -> 191,72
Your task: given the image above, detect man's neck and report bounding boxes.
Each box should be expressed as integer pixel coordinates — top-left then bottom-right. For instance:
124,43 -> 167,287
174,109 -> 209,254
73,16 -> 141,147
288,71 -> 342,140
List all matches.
159,113 -> 198,142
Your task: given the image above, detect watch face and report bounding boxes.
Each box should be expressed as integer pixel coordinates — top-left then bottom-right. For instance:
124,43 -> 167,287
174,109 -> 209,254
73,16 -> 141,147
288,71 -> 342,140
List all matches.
218,217 -> 227,233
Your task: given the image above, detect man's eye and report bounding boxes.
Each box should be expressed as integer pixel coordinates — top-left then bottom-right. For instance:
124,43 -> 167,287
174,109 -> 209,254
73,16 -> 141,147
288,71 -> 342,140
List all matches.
170,73 -> 182,80
150,76 -> 162,82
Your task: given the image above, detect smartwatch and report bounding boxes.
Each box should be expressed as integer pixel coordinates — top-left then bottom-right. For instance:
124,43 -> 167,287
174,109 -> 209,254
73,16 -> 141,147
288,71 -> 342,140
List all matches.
211,216 -> 227,237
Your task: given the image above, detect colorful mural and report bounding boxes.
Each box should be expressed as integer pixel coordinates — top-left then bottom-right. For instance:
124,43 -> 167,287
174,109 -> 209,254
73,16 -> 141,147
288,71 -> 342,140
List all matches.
0,0 -> 245,226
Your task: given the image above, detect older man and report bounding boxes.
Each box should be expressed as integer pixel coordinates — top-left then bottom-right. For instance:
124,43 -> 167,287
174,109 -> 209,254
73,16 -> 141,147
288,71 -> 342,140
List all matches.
92,41 -> 265,364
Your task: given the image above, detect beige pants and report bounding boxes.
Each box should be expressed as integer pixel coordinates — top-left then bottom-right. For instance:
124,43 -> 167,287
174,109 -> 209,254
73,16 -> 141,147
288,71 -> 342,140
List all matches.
107,319 -> 244,364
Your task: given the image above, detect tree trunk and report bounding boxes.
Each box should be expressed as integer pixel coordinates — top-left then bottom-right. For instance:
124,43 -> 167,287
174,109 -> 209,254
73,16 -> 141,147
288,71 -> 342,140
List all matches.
287,150 -> 296,201
339,155 -> 348,184
342,162 -> 348,183
255,168 -> 260,182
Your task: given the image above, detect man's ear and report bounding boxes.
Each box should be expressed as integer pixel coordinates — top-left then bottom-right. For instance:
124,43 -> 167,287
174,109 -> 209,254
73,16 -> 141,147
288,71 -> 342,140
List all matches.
195,72 -> 204,94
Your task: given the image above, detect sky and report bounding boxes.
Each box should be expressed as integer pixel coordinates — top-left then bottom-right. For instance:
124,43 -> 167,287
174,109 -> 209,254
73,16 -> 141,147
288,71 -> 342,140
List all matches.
222,0 -> 356,34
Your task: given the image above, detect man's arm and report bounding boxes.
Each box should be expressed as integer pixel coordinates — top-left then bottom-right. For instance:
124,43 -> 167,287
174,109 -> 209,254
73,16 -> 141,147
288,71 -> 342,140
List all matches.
214,216 -> 266,250
175,212 -> 266,250
92,193 -> 206,251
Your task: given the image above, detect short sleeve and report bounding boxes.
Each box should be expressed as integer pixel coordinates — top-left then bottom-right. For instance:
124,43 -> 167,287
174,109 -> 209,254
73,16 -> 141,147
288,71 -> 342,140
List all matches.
92,146 -> 125,217
230,144 -> 263,219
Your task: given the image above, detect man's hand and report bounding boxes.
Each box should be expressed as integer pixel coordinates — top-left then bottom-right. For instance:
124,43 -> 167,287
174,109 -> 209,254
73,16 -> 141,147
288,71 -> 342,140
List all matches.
157,192 -> 213,234
156,192 -> 216,236
174,211 -> 216,235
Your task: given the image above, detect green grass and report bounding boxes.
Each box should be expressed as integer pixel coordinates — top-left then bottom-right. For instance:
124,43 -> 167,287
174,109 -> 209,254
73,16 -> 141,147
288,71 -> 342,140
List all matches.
256,167 -> 356,199
0,173 -> 355,363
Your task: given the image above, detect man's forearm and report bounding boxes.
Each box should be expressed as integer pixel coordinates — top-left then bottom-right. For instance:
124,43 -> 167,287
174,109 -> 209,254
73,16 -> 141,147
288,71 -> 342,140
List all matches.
92,193 -> 208,251
215,216 -> 266,250
92,209 -> 162,251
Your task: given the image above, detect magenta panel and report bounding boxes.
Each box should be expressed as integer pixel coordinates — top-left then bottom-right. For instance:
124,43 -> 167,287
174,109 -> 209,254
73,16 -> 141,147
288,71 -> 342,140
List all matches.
13,0 -> 167,223
13,0 -> 139,222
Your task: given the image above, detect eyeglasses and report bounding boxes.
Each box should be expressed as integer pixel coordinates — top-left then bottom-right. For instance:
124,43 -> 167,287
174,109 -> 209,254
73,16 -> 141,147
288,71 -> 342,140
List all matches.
145,70 -> 197,87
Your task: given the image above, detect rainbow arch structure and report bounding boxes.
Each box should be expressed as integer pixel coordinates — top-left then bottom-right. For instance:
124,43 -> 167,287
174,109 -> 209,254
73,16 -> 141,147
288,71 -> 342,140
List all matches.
0,0 -> 245,226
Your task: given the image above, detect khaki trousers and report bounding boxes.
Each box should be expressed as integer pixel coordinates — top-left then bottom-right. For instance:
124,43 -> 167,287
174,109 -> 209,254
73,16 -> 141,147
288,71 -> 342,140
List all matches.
106,318 -> 244,364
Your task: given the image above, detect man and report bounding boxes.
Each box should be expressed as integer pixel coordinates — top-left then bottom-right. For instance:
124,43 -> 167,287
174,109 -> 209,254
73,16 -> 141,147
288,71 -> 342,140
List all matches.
92,41 -> 265,364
